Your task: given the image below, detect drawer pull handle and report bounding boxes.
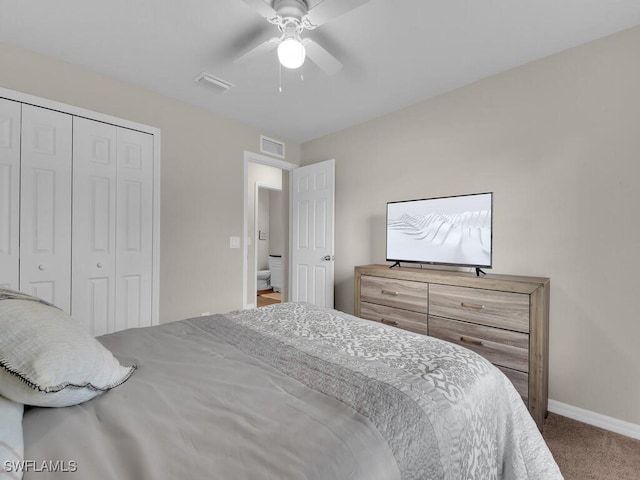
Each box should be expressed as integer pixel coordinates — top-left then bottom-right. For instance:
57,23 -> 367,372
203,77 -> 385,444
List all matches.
461,302 -> 485,310
381,290 -> 399,296
380,318 -> 399,326
460,336 -> 483,346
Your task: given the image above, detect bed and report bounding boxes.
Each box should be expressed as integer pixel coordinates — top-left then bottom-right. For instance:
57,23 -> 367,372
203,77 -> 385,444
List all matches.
1,294 -> 562,479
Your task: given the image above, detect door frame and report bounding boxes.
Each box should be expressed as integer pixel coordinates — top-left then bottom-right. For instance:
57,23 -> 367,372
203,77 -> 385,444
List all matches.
243,151 -> 297,309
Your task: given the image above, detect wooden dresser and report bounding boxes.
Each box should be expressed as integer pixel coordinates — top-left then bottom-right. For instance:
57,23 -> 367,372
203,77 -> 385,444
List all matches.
354,264 -> 550,430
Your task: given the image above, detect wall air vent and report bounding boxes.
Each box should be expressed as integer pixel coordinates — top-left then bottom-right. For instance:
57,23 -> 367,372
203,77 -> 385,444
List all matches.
194,72 -> 234,93
260,135 -> 285,159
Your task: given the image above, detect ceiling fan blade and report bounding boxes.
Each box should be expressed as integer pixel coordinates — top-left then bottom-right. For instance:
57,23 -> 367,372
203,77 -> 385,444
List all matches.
303,39 -> 342,75
234,37 -> 280,64
304,0 -> 371,29
239,0 -> 278,20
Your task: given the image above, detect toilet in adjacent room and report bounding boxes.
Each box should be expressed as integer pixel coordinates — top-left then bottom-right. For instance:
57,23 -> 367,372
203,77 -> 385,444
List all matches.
257,269 -> 271,291
268,255 -> 282,293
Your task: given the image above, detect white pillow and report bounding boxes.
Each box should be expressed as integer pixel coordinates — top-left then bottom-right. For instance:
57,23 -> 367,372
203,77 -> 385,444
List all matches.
0,395 -> 24,480
0,292 -> 136,407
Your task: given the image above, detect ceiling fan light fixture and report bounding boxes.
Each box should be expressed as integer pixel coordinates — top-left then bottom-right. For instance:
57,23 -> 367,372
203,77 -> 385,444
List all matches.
277,37 -> 306,69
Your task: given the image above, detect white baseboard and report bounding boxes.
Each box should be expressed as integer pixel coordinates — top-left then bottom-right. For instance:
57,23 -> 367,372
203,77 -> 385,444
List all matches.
548,399 -> 640,440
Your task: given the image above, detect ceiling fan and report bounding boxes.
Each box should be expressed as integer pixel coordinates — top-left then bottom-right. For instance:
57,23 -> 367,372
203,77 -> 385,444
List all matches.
235,0 -> 371,75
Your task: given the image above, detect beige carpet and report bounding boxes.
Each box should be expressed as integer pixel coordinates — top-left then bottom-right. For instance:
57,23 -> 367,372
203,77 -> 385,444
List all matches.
543,413 -> 640,479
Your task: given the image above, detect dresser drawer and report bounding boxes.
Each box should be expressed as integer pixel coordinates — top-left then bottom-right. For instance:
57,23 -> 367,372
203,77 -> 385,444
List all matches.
429,316 -> 529,372
360,275 -> 428,314
497,366 -> 529,404
360,302 -> 428,335
429,284 -> 529,332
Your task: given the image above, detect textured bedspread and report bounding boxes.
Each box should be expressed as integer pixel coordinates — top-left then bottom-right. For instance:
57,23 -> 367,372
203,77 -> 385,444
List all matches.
22,302 -> 562,479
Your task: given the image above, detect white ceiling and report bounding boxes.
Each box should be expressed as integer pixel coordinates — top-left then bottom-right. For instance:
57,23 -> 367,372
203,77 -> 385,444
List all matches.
2,0 -> 640,143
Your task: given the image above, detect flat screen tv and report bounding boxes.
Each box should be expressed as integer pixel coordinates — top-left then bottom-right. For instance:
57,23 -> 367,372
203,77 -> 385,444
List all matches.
386,192 -> 493,270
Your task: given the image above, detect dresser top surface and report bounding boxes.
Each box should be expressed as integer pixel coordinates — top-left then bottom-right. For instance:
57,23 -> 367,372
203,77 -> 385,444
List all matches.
355,264 -> 549,294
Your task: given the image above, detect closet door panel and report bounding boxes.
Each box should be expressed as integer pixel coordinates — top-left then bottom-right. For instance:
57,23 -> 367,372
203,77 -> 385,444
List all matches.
20,105 -> 72,312
116,128 -> 153,331
72,117 -> 117,335
0,99 -> 21,290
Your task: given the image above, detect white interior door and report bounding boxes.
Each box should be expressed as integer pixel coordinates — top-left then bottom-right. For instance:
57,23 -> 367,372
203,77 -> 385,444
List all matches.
72,117 -> 117,335
115,127 -> 154,331
20,104 -> 72,312
0,99 -> 21,290
290,159 -> 335,307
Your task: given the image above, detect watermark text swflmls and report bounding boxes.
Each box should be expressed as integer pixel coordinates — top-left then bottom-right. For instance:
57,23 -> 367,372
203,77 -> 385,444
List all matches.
4,460 -> 78,473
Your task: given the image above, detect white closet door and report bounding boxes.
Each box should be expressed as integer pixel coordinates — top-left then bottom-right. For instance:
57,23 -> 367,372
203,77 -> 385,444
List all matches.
115,128 -> 153,331
0,99 -> 21,290
20,105 -> 72,312
72,117 -> 117,335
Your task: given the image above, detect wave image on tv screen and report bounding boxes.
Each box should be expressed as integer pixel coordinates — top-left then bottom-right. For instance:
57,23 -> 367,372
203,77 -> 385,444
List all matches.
386,193 -> 492,267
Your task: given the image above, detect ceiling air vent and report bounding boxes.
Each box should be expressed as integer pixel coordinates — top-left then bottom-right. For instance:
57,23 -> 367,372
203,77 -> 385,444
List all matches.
260,135 -> 285,159
194,72 -> 234,93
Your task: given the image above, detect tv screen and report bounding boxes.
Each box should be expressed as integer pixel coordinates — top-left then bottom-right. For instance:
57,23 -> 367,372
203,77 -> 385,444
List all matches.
386,192 -> 493,268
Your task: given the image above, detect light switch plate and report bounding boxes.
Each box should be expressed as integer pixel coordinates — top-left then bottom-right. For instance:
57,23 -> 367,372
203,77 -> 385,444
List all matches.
230,236 -> 240,249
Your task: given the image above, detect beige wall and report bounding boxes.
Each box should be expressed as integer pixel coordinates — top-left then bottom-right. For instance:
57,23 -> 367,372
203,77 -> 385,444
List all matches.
0,42 -> 300,323
302,26 -> 640,426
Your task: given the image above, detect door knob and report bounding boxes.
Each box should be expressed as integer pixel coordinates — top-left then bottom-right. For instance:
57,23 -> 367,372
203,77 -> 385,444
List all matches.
38,264 -> 46,271
322,255 -> 335,261
97,262 -> 104,268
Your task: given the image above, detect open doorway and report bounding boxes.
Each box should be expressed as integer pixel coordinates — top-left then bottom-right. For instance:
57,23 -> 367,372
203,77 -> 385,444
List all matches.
243,152 -> 297,309
255,186 -> 285,307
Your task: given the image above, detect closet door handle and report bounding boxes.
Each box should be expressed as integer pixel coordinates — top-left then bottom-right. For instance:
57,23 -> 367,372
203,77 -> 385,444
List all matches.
97,262 -> 104,268
38,264 -> 46,271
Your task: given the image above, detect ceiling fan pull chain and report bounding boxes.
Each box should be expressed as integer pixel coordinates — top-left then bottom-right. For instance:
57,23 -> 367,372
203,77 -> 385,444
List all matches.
279,62 -> 283,93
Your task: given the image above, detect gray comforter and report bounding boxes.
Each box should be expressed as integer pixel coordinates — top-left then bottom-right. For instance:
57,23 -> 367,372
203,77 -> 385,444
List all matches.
23,302 -> 562,479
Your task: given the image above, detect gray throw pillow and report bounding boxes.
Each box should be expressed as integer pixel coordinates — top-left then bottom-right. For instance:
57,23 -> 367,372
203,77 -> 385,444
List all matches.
0,288 -> 135,407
